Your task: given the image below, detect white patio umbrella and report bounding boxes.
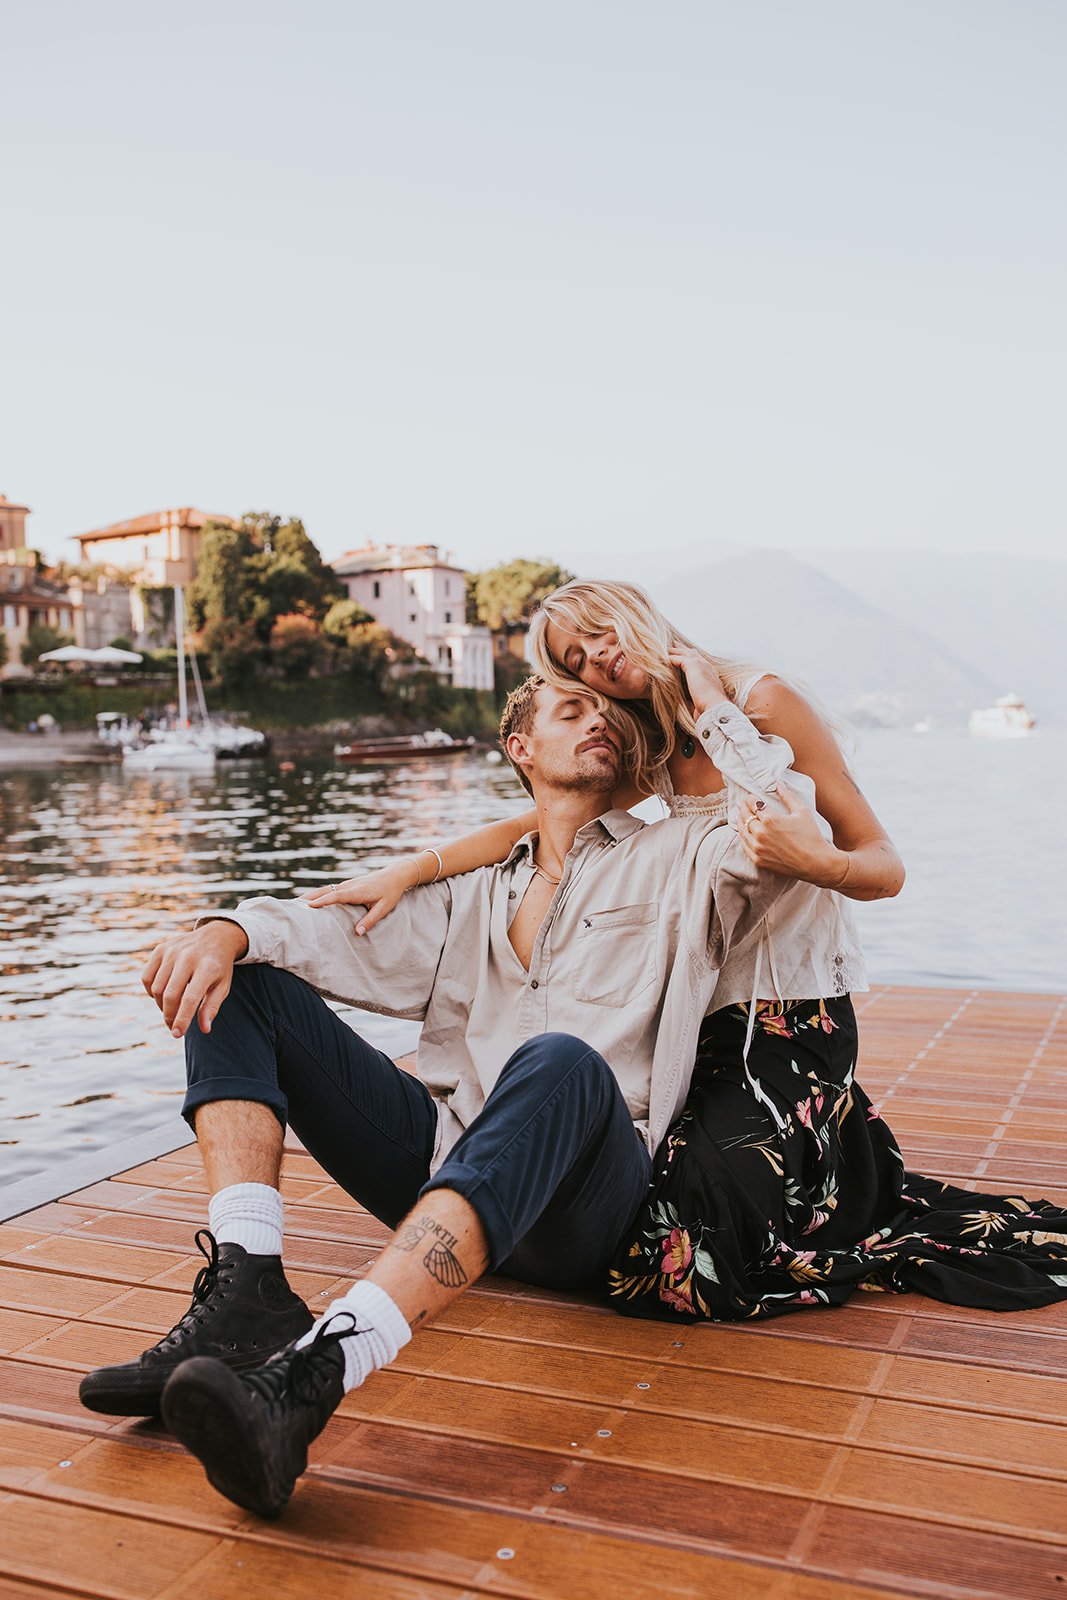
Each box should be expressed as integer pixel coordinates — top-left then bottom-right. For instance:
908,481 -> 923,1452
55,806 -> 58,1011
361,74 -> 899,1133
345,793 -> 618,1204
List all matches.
37,645 -> 100,663
90,646 -> 144,664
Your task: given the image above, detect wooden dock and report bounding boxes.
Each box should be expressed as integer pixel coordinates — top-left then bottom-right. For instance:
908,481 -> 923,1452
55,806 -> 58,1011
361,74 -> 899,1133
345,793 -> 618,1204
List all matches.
2,984 -> 1066,1599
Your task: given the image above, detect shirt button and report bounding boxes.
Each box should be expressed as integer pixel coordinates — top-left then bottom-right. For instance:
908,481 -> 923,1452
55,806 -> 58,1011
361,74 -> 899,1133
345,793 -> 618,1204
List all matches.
719,715 -> 729,725
701,729 -> 710,739
508,890 -> 516,899
530,979 -> 539,989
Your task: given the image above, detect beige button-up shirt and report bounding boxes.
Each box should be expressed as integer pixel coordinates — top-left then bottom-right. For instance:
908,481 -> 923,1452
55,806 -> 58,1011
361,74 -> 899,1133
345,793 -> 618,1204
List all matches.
201,701 -> 799,1171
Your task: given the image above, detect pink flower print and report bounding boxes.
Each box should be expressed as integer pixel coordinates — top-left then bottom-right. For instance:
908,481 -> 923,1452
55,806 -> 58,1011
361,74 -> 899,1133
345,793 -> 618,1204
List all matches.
867,1104 -> 882,1122
760,1012 -> 793,1039
660,1227 -> 693,1276
797,1290 -> 821,1304
659,1282 -> 697,1314
796,1099 -> 814,1130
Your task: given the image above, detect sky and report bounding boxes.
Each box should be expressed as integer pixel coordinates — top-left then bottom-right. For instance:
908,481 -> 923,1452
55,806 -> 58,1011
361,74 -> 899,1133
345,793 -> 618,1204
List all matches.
2,1 -> 1064,573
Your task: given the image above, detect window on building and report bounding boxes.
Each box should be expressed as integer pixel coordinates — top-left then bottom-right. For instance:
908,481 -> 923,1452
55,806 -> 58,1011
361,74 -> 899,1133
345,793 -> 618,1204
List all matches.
445,578 -> 451,596
408,581 -> 416,596
372,580 -> 380,599
410,612 -> 417,623
444,610 -> 452,625
497,635 -> 507,654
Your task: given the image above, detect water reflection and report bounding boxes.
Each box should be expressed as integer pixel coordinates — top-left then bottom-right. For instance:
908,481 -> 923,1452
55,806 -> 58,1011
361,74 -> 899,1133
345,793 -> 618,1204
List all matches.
2,734 -> 1065,1188
0,756 -> 529,1186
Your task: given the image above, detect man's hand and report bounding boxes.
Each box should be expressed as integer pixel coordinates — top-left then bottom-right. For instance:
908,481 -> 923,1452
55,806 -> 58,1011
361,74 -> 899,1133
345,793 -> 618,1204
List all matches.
142,921 -> 249,1039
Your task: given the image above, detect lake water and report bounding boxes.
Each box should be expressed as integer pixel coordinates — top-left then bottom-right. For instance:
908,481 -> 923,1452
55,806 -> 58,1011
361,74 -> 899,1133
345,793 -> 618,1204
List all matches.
2,730 -> 1064,1189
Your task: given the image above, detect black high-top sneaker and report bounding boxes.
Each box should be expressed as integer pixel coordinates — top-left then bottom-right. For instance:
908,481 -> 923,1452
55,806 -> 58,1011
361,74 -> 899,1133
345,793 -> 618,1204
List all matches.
78,1229 -> 313,1417
161,1315 -> 353,1519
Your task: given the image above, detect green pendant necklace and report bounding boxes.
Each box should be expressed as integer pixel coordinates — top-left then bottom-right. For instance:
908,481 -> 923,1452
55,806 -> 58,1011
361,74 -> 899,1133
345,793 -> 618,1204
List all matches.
680,731 -> 696,759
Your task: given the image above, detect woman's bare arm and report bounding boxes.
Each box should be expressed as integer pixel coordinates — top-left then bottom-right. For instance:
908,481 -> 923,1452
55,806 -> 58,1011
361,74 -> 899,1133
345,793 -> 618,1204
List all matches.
739,679 -> 905,901
302,807 -> 538,932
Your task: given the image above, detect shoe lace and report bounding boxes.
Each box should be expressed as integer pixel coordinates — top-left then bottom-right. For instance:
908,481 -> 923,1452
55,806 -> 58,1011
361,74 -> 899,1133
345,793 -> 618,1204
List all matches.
158,1229 -> 229,1351
244,1312 -> 359,1407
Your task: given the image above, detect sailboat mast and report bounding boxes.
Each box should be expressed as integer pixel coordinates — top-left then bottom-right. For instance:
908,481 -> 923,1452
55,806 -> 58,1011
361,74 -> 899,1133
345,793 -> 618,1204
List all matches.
175,586 -> 189,729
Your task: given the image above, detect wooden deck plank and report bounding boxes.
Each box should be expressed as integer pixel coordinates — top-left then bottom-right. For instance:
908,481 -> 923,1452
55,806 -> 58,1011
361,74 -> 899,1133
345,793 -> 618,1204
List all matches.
2,984 -> 1067,1600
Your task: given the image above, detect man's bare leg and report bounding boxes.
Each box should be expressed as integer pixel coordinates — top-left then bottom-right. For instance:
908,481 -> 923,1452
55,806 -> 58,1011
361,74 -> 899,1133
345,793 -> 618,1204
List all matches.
365,1189 -> 490,1330
195,1099 -> 283,1188
291,1188 -> 489,1401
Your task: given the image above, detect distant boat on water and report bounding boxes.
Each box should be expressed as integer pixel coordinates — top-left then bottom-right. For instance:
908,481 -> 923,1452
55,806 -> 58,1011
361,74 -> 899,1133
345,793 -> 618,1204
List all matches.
968,693 -> 1036,738
114,588 -> 267,771
335,729 -> 477,764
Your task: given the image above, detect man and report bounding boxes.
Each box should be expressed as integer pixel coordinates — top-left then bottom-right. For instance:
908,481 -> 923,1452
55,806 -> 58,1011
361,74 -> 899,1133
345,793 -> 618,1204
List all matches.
80,677 -> 795,1518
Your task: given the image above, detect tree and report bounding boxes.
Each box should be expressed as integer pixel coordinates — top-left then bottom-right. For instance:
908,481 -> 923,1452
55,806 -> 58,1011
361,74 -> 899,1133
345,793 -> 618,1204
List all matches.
198,618 -> 266,685
189,514 -> 343,643
323,599 -> 375,642
187,522 -> 261,632
0,629 -> 7,671
468,559 -> 575,631
269,613 -> 330,678
253,518 -> 343,626
23,623 -> 74,665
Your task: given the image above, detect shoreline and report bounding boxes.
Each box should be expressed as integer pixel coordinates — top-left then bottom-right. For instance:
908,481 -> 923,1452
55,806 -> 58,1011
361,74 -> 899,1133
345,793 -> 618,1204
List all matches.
0,730 -> 119,767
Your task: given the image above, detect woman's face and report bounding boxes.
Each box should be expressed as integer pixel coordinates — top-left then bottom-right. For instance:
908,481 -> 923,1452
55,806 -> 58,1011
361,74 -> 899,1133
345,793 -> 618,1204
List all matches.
544,620 -> 650,700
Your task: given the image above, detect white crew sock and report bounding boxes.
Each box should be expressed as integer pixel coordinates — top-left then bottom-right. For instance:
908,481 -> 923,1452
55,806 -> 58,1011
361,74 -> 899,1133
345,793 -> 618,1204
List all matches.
208,1182 -> 284,1257
297,1279 -> 412,1393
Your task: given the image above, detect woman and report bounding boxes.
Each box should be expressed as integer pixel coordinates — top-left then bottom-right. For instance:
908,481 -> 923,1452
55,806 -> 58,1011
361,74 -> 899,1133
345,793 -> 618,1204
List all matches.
308,580 -> 1067,1319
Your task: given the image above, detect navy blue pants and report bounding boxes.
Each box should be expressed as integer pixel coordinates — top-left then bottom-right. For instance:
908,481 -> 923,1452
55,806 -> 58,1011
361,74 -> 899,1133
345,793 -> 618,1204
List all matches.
183,965 -> 651,1290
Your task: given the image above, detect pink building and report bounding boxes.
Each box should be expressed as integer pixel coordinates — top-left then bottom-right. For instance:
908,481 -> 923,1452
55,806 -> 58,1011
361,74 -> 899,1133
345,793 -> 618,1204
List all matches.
332,543 -> 493,691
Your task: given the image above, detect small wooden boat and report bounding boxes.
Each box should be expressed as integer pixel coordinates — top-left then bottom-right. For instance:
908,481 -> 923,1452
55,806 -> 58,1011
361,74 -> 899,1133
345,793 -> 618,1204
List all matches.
335,728 -> 477,763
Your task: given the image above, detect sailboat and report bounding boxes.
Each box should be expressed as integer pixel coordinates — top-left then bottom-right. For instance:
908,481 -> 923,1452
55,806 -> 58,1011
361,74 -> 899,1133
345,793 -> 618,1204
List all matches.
122,588 -> 216,772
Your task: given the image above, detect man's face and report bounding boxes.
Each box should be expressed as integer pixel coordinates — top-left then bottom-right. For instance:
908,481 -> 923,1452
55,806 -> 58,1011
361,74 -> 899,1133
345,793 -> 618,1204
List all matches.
509,685 -> 622,797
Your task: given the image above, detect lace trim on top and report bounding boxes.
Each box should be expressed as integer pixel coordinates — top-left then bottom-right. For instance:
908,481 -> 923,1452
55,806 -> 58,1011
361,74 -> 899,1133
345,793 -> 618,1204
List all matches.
668,789 -> 728,822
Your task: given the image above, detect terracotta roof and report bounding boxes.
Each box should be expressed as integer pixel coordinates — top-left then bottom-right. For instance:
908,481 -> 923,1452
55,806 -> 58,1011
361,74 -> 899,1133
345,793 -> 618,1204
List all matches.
75,508 -> 236,545
0,494 -> 31,513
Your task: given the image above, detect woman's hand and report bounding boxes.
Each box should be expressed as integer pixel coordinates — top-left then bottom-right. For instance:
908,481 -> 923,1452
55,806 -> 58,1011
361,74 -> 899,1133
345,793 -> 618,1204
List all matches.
300,859 -> 420,936
736,787 -> 848,889
667,648 -> 728,716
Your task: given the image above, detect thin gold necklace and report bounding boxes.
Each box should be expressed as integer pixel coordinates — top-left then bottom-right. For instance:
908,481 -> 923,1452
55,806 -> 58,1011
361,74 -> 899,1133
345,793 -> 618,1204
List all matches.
532,861 -> 562,886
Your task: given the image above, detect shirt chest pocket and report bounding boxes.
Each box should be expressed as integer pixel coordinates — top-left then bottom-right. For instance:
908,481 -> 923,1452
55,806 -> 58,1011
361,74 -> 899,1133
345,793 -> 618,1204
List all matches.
573,902 -> 661,1007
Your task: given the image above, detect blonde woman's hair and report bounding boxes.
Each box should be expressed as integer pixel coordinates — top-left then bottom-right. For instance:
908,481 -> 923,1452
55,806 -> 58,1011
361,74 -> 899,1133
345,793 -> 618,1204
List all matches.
528,578 -> 837,791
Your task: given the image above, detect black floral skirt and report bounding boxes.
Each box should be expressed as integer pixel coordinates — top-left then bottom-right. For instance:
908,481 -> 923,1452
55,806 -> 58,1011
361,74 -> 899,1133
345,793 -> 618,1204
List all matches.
607,996 -> 1067,1321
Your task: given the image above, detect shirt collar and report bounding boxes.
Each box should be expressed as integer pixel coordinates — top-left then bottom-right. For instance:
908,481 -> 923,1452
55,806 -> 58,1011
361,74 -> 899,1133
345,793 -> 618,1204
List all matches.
501,807 -> 644,870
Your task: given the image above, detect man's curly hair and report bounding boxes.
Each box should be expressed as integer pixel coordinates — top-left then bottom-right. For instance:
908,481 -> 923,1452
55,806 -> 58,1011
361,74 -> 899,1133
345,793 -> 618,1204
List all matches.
499,675 -> 545,795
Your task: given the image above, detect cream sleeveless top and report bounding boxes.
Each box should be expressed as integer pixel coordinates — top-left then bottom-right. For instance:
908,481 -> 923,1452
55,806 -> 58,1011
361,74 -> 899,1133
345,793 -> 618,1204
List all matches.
657,672 -> 869,1011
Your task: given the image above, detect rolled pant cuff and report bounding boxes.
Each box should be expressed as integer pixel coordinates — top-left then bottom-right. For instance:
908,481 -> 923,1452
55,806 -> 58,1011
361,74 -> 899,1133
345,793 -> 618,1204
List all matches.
419,1162 -> 515,1271
181,1077 -> 288,1132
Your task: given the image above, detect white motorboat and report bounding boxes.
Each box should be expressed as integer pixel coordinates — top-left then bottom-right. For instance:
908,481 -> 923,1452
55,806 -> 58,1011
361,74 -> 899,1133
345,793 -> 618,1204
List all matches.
122,589 -> 217,771
122,736 -> 216,772
968,694 -> 1036,738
